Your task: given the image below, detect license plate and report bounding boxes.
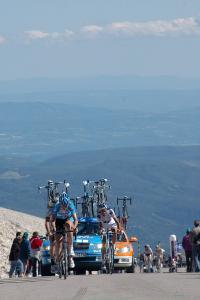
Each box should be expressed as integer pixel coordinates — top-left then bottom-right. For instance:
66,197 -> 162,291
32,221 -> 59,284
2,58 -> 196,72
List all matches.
75,253 -> 86,257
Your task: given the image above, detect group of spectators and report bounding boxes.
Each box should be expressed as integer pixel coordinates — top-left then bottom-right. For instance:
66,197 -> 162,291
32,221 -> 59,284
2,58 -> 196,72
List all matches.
9,231 -> 42,278
182,220 -> 200,272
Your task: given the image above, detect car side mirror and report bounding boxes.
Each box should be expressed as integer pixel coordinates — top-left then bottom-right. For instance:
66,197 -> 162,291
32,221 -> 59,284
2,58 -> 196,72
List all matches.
129,236 -> 138,243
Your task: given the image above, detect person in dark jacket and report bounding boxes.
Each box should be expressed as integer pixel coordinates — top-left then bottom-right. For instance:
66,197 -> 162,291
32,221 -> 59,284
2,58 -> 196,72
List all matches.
182,228 -> 192,272
9,232 -> 24,278
19,232 -> 31,275
190,220 -> 200,272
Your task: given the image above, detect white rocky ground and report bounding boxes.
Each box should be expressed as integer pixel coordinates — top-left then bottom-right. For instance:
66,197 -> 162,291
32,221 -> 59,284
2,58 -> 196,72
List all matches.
0,207 -> 45,278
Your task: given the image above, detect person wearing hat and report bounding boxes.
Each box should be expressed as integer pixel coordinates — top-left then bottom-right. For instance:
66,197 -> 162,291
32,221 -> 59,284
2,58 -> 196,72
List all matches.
19,232 -> 31,276
182,228 -> 192,272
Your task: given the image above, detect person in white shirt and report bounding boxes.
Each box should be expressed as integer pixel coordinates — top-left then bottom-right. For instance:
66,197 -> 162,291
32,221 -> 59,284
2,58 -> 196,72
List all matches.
97,203 -> 121,245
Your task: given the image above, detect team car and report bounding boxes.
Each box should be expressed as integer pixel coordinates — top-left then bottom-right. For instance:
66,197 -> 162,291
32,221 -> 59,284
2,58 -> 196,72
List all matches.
73,217 -> 102,274
114,231 -> 137,273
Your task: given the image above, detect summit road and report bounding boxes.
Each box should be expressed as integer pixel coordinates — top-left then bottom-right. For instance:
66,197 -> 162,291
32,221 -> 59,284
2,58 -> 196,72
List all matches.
0,272 -> 200,300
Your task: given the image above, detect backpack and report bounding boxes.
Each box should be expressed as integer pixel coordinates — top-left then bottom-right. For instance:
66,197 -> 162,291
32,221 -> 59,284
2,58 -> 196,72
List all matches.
30,237 -> 42,249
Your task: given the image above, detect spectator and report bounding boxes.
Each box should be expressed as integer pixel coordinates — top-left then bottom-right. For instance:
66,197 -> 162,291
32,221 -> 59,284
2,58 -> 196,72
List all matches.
19,232 -> 31,275
9,232 -> 24,278
30,232 -> 42,277
182,228 -> 192,272
190,220 -> 200,272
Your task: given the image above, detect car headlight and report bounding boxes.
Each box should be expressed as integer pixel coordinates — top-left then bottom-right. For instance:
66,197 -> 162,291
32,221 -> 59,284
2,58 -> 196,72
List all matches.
43,246 -> 50,251
93,243 -> 102,250
116,246 -> 130,253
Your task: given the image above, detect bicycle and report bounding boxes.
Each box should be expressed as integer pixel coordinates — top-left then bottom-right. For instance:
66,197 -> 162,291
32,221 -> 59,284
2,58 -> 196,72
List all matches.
101,229 -> 114,274
117,196 -> 132,230
91,179 -> 110,214
57,229 -> 69,279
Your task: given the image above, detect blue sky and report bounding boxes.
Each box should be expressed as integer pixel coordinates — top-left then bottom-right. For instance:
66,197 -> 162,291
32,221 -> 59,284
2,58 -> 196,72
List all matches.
1,0 -> 200,80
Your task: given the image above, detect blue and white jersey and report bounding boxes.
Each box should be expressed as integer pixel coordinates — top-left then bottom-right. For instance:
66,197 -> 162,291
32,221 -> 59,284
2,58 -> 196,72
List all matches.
97,208 -> 116,228
52,201 -> 76,220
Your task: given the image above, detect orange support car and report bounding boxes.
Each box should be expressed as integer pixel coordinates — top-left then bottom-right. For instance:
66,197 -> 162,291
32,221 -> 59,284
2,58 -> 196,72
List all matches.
114,231 -> 137,273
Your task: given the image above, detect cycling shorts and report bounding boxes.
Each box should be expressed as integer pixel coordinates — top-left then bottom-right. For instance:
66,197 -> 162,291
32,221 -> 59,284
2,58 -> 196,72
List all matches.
55,218 -> 74,234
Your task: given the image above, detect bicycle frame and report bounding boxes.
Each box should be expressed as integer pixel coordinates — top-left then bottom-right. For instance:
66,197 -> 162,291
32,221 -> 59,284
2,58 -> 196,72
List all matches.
56,229 -> 70,279
102,230 -> 114,274
117,196 -> 132,230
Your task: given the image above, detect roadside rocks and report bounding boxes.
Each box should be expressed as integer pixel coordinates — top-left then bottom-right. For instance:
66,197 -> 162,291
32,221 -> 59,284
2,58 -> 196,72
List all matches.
0,207 -> 45,278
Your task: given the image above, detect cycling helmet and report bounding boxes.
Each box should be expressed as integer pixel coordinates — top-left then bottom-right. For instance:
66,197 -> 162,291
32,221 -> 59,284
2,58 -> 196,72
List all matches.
98,203 -> 108,210
59,192 -> 70,206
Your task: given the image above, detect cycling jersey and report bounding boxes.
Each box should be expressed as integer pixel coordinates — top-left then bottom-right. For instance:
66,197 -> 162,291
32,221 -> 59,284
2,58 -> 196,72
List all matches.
52,200 -> 76,220
144,247 -> 153,256
97,208 -> 117,229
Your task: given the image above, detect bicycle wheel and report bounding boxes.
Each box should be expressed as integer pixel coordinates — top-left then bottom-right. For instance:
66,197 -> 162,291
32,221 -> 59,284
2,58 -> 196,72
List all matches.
63,250 -> 68,279
106,244 -> 114,275
58,259 -> 62,279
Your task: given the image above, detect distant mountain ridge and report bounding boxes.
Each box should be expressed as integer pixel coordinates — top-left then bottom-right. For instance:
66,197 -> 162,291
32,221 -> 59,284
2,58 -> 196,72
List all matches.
0,76 -> 200,94
0,101 -> 200,159
0,145 -> 200,249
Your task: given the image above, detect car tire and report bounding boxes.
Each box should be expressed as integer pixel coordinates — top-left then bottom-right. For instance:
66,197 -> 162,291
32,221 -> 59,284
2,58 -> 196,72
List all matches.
75,269 -> 86,275
41,264 -> 52,276
126,257 -> 135,273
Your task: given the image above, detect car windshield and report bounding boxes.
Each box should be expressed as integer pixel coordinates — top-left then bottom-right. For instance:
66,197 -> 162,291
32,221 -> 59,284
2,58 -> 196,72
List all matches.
77,222 -> 100,235
117,232 -> 127,242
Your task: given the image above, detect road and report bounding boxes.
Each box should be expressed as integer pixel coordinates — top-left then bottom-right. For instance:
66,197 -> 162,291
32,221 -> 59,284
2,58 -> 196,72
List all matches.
0,272 -> 199,300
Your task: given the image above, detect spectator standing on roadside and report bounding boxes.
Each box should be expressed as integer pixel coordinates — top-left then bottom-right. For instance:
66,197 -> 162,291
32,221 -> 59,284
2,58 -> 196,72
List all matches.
30,232 -> 42,277
182,228 -> 192,272
9,232 -> 24,278
190,220 -> 200,272
19,232 -> 31,275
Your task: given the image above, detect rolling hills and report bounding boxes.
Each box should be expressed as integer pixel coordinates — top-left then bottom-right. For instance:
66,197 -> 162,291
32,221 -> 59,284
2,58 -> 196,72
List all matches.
0,145 -> 200,249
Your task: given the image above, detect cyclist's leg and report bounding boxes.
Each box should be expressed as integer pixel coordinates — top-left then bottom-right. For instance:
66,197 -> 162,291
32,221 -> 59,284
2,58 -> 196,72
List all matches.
65,220 -> 75,268
55,219 -> 64,262
110,226 -> 117,245
101,233 -> 106,270
65,220 -> 74,255
50,234 -> 56,264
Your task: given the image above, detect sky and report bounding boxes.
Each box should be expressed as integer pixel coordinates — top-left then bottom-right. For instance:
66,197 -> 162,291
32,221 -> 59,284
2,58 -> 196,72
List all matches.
1,0 -> 200,80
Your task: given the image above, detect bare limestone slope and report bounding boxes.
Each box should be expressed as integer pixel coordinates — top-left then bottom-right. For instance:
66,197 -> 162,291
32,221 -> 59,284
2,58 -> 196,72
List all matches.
0,207 -> 45,278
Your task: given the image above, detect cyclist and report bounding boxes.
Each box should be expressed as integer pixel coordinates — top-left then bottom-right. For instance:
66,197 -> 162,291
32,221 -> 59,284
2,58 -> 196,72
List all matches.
144,244 -> 153,272
50,192 -> 78,269
154,244 -> 164,272
45,192 -> 59,265
97,203 -> 121,269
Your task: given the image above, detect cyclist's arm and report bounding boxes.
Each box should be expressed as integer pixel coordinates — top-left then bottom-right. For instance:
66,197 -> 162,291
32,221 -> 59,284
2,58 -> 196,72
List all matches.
113,215 -> 122,230
108,209 -> 121,230
45,216 -> 54,236
50,215 -> 56,233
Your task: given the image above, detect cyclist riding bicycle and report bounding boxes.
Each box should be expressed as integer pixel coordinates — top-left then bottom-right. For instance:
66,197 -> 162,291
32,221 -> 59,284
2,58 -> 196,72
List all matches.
154,244 -> 164,272
45,192 -> 59,265
144,244 -> 153,272
97,203 -> 121,269
50,192 -> 78,269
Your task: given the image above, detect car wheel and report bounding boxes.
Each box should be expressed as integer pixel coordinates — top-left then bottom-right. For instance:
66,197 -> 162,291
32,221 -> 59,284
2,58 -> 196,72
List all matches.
126,257 -> 135,273
41,264 -> 52,276
75,269 -> 86,275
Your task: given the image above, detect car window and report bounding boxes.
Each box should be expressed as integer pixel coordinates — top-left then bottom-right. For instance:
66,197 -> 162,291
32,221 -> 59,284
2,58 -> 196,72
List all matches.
117,232 -> 127,242
77,222 -> 100,235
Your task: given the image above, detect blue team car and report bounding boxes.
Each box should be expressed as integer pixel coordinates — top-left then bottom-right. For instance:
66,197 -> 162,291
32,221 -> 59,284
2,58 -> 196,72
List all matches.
73,217 -> 102,275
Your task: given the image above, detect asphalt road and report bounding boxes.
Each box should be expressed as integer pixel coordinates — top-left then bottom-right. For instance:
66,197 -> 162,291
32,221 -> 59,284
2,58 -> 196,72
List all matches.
0,272 -> 200,300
